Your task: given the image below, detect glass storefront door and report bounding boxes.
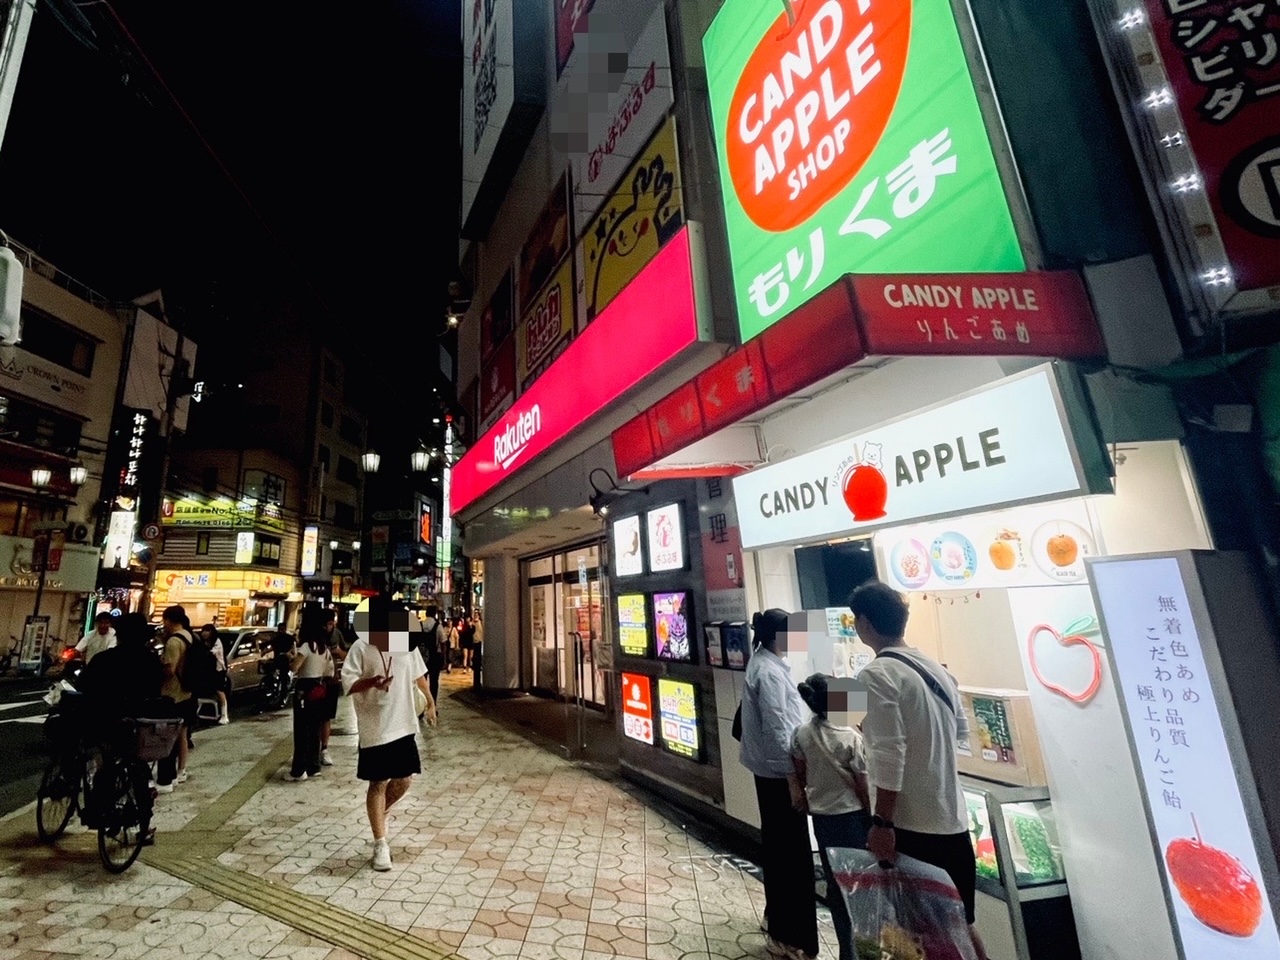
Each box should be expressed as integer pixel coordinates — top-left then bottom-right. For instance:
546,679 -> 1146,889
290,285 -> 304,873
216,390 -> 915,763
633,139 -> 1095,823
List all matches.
525,542 -> 608,708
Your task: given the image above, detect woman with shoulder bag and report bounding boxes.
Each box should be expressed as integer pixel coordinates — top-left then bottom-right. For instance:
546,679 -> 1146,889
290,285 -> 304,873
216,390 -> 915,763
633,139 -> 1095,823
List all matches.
790,674 -> 872,960
287,608 -> 335,782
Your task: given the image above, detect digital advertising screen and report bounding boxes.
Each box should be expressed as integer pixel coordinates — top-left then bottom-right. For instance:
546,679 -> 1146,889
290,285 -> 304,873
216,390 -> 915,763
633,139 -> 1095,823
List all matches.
612,514 -> 645,577
723,622 -> 751,670
617,594 -> 649,657
658,678 -> 700,760
654,591 -> 692,662
646,502 -> 686,572
621,672 -> 655,745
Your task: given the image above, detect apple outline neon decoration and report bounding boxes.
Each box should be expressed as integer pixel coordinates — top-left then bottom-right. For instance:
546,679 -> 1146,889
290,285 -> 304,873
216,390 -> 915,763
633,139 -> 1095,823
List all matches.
1026,622 -> 1103,704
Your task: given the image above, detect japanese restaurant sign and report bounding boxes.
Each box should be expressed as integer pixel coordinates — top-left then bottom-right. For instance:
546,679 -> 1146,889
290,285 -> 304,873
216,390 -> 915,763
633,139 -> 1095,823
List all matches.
733,366 -> 1099,549
852,271 -> 1104,358
621,672 -> 655,744
579,115 -> 684,325
571,3 -> 675,231
703,0 -> 1024,340
518,257 -> 575,391
479,335 -> 516,433
556,0 -> 596,77
480,270 -> 514,362
451,227 -> 701,515
1091,555 -> 1280,959
518,175 -> 571,316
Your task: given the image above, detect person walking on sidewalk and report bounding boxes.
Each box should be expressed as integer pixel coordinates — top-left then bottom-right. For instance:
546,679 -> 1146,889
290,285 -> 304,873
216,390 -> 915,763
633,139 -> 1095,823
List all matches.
156,606 -> 196,795
850,580 -> 988,960
739,608 -> 817,960
287,608 -> 335,782
198,623 -> 230,725
342,595 -> 437,871
421,605 -> 447,703
790,674 -> 871,960
319,608 -> 341,767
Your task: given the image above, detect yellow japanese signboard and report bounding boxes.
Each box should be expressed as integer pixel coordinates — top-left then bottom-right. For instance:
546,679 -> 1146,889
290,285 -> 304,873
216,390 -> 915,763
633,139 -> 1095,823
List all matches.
517,255 -> 575,391
580,114 -> 685,326
161,497 -> 286,535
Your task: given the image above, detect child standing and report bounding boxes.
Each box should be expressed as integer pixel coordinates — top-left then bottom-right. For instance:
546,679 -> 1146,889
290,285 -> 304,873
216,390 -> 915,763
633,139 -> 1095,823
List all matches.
790,673 -> 871,960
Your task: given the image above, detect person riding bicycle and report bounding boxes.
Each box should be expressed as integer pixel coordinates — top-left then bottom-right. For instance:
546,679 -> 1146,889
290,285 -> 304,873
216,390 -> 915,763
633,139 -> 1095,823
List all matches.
75,613 -> 165,841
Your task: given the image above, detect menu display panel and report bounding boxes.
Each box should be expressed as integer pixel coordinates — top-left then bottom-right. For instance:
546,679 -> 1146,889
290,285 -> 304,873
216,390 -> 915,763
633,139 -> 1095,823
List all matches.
617,594 -> 649,657
613,514 -> 644,577
621,672 -> 655,745
654,591 -> 693,662
647,502 -> 686,572
657,678 -> 700,760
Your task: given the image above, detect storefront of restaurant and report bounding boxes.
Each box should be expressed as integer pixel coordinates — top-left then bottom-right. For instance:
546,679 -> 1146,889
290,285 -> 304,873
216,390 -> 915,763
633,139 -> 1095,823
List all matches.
149,569 -> 302,629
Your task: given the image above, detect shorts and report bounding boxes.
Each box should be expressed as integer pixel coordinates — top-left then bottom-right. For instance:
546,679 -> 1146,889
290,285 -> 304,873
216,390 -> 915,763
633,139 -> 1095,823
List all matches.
356,734 -> 421,782
893,828 -> 977,924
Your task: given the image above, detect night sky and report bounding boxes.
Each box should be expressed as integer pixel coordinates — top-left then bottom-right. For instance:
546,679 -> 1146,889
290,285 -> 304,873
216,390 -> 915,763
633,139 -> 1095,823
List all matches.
0,0 -> 462,392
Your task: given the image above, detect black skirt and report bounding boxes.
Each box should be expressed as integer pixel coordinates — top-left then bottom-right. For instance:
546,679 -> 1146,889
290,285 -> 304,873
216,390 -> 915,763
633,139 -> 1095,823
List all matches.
356,733 -> 421,782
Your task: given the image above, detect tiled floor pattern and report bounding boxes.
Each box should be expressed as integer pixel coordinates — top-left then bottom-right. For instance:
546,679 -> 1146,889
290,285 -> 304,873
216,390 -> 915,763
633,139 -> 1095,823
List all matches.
0,677 -> 838,960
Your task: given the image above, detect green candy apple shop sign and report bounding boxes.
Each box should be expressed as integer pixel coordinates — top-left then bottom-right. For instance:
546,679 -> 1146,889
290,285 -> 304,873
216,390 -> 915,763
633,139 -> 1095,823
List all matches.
703,0 -> 1025,340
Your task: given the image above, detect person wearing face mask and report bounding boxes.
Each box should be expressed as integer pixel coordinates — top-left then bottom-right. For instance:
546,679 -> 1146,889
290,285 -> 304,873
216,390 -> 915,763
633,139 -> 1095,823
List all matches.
739,609 -> 816,960
791,673 -> 871,960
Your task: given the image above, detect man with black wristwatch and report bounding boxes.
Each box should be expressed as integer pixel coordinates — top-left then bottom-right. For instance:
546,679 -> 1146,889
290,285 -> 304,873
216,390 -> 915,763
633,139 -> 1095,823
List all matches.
849,581 -> 988,960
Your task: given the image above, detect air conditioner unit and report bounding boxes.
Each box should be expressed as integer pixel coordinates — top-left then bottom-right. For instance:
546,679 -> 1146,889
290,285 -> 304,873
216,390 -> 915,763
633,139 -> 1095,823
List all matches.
65,523 -> 91,543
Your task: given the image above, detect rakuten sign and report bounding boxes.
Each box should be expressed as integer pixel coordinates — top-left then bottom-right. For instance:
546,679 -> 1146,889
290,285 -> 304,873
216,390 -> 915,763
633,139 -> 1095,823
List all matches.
451,227 -> 701,516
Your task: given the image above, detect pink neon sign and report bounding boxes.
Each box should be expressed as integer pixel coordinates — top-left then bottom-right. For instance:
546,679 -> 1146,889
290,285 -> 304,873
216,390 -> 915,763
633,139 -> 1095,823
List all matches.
451,227 -> 700,515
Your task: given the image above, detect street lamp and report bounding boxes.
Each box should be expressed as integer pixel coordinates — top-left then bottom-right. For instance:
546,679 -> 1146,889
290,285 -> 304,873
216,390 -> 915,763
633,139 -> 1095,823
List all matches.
69,464 -> 87,486
361,450 -> 381,474
410,447 -> 432,473
30,467 -> 51,488
351,540 -> 361,550
329,539 -> 339,551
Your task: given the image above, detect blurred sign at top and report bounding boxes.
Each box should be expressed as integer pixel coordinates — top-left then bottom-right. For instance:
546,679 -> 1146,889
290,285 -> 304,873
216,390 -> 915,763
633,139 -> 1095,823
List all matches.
556,0 -> 597,78
703,0 -> 1025,340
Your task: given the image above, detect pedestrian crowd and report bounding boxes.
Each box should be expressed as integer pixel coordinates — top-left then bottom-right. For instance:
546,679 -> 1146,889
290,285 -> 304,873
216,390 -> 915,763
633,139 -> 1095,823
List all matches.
739,580 -> 988,960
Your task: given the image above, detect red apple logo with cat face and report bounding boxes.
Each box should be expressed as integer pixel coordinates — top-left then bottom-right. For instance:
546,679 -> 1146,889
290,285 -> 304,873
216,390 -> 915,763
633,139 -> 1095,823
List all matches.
840,442 -> 887,521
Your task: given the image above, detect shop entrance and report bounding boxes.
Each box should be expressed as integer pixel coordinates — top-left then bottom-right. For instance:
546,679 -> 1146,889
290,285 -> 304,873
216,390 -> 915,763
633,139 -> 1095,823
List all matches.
525,541 -> 608,708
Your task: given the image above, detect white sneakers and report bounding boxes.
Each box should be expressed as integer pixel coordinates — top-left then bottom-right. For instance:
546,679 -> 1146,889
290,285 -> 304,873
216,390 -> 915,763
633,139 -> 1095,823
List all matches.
320,749 -> 333,766
218,714 -> 229,725
175,770 -> 189,784
155,783 -> 174,794
372,839 -> 392,871
285,772 -> 308,782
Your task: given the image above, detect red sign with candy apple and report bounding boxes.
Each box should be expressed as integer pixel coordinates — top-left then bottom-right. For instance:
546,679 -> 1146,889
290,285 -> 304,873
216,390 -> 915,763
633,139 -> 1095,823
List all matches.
726,0 -> 912,232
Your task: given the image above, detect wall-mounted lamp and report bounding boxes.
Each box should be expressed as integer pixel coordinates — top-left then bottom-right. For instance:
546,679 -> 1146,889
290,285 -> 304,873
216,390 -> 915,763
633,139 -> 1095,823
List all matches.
351,540 -> 362,551
30,467 -> 51,488
69,464 -> 88,486
329,539 -> 339,551
410,448 -> 432,472
361,450 -> 381,474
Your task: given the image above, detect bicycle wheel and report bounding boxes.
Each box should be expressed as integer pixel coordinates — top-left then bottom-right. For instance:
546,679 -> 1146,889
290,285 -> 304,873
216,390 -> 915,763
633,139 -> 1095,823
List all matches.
36,754 -> 77,842
97,764 -> 146,873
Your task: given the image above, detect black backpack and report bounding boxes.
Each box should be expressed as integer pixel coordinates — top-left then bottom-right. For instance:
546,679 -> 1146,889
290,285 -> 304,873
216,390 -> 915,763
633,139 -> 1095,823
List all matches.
179,635 -> 219,697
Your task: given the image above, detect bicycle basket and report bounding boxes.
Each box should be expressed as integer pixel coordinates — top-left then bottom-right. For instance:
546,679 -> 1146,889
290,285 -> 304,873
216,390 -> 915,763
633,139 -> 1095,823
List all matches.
126,717 -> 183,762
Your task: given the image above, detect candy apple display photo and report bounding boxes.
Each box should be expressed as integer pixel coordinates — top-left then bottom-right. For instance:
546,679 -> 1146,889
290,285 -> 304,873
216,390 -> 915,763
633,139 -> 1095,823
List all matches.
653,591 -> 693,662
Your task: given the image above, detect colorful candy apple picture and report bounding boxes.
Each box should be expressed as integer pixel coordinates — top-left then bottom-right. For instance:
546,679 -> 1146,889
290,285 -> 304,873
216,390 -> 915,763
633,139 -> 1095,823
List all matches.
840,442 -> 888,521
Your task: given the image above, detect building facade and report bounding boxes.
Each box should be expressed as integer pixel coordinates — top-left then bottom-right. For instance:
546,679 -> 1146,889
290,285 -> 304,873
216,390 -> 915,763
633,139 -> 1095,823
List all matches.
450,2 -> 1280,958
0,240 -> 127,657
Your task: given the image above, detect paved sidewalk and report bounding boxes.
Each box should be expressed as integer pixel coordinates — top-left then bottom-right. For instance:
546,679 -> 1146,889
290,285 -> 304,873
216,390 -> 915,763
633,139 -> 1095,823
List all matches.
0,675 -> 838,960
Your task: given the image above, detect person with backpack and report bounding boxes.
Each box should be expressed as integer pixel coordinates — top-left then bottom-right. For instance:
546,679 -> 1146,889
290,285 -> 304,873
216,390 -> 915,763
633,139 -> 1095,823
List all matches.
156,605 -> 197,794
421,605 -> 447,704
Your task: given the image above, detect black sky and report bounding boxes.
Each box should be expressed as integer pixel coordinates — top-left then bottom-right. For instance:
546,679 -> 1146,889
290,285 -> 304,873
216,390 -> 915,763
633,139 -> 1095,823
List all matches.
0,0 -> 462,363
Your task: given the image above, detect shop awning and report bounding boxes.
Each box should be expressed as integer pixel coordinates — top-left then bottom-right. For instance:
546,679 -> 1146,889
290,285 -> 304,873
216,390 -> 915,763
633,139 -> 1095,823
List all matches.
611,270 -> 1105,478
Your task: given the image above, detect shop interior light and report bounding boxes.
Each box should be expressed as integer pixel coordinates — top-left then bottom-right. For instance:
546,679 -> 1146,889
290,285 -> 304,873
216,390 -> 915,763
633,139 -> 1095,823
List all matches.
30,467 -> 51,488
69,464 -> 88,485
361,450 -> 381,473
410,448 -> 432,472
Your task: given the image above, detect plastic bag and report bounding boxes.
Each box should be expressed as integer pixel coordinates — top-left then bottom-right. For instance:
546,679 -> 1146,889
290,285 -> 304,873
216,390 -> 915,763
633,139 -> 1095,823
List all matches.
827,848 -> 978,960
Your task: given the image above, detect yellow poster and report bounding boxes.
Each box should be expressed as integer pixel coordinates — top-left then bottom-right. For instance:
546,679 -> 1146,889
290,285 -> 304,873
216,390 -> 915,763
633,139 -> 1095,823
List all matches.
517,255 -> 575,390
581,115 -> 684,324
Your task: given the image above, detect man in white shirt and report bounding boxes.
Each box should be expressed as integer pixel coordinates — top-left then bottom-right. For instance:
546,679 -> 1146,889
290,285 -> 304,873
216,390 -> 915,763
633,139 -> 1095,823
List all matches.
850,581 -> 987,959
75,613 -> 117,664
342,595 -> 437,872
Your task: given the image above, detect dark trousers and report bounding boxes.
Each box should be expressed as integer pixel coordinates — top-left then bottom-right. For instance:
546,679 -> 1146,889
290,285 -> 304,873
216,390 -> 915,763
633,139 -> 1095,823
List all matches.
427,666 -> 441,703
754,775 -> 819,957
156,697 -> 196,786
813,810 -> 872,960
290,682 -> 325,777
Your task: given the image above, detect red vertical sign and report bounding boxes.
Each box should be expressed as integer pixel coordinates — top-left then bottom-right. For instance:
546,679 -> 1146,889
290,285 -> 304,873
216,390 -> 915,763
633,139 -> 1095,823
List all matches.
1144,0 -> 1280,291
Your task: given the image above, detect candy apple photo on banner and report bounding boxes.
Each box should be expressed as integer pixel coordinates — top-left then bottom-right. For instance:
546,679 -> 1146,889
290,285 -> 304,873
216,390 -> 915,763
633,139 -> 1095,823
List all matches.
703,0 -> 1026,340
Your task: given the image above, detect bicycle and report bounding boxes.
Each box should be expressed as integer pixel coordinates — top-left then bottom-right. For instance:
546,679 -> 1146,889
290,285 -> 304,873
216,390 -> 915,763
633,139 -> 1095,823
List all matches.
36,693 -> 180,872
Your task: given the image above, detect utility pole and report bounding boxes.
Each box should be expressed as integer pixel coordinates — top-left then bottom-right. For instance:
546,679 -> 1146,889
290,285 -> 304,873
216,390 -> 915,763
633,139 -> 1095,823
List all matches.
0,0 -> 36,156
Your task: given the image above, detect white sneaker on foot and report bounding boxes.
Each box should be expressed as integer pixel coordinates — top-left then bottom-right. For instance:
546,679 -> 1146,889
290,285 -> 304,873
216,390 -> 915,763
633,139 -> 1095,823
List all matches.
285,772 -> 308,782
372,839 -> 392,871
218,715 -> 229,725
175,770 -> 189,784
320,749 -> 333,766
155,783 -> 174,794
